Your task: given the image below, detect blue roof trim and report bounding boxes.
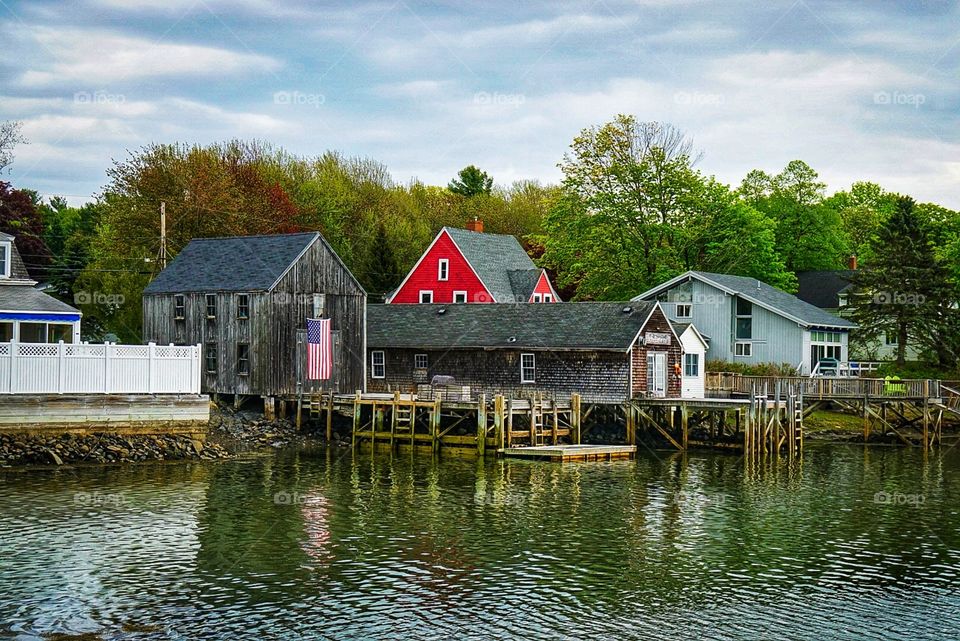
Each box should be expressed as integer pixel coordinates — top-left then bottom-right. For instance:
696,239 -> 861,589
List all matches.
0,312 -> 81,322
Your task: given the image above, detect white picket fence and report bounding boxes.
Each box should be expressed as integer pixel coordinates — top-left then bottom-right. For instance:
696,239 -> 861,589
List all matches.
0,342 -> 202,395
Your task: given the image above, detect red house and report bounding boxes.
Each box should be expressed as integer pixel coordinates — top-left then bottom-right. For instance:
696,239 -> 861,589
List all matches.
388,220 -> 560,304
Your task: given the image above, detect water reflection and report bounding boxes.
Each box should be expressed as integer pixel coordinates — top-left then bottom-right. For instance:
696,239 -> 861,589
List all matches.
0,444 -> 959,639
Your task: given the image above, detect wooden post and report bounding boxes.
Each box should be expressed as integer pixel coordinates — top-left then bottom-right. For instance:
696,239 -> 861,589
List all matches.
390,390 -> 400,451
296,395 -> 303,431
923,398 -> 930,450
264,396 -> 275,421
374,402 -> 384,448
278,400 -> 287,420
477,394 -> 487,456
507,398 -> 514,447
552,402 -> 559,445
680,404 -> 689,450
625,404 -> 635,446
571,394 -> 581,445
326,393 -> 334,442
432,397 -> 441,453
495,394 -> 505,450
529,399 -> 537,445
352,390 -> 361,448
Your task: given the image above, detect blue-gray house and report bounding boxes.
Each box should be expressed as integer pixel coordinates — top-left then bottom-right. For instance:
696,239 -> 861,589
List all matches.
633,271 -> 856,375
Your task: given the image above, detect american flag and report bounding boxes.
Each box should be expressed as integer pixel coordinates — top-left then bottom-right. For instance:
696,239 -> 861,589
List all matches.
306,318 -> 332,380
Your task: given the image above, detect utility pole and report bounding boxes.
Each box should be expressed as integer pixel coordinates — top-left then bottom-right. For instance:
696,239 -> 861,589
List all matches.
159,201 -> 167,269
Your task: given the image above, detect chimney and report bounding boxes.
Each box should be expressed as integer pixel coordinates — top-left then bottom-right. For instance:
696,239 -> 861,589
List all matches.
848,255 -> 857,270
466,217 -> 484,233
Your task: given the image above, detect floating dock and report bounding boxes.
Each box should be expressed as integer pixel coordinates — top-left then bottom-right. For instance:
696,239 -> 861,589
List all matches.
500,444 -> 636,462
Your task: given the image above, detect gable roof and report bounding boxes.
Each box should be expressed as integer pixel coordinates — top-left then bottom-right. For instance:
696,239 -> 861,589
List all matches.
367,301 -> 660,351
634,271 -> 856,329
0,285 -> 79,314
0,234 -> 37,283
671,321 -> 709,345
796,270 -> 855,309
443,227 -> 541,302
144,232 -> 350,294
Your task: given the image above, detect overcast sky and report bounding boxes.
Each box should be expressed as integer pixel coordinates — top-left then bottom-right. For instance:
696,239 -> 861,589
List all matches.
1,0 -> 958,207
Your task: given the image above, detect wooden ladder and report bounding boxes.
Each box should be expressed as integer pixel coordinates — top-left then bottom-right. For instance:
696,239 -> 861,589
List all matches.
308,393 -> 325,420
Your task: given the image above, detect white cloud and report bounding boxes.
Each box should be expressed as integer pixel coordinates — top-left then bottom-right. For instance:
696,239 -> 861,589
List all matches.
17,27 -> 280,87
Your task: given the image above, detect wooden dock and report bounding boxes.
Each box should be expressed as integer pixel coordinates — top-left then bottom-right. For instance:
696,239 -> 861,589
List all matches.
500,444 -> 636,462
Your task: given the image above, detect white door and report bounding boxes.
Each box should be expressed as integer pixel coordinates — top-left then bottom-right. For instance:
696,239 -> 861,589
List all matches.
646,352 -> 667,397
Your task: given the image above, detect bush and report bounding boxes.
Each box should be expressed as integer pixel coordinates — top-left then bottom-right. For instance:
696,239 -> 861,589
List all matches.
875,361 -> 958,381
705,360 -> 798,376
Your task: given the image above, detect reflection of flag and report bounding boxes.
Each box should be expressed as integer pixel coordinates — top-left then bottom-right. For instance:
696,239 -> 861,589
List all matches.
307,318 -> 332,380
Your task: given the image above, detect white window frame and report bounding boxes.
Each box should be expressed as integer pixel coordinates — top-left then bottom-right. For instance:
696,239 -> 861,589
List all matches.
532,293 -> 542,302
684,353 -> 699,377
419,290 -> 433,304
205,294 -> 217,319
371,350 -> 385,379
414,353 -> 428,369
675,303 -> 692,319
174,294 -> 185,320
453,290 -> 467,303
520,353 -> 536,384
543,294 -> 553,303
438,259 -> 449,281
734,342 -> 752,357
237,293 -> 250,320
0,242 -> 10,278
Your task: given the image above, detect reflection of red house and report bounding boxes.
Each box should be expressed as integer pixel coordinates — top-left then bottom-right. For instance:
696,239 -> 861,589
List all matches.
387,220 -> 560,304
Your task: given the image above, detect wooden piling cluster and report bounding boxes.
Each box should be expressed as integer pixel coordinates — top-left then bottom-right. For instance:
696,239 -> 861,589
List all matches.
742,380 -> 803,459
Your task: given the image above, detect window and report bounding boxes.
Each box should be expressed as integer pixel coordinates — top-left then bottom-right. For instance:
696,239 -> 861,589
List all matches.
438,259 -> 449,281
371,351 -> 385,379
453,291 -> 468,303
885,330 -> 898,346
205,342 -> 217,373
684,353 -> 699,377
312,293 -> 326,317
533,293 -> 542,302
543,294 -> 553,303
237,294 -> 249,320
19,323 -> 47,343
414,353 -> 428,369
205,294 -> 217,319
735,298 -> 752,340
676,303 -> 692,319
0,322 -> 11,342
49,324 -> 73,343
237,343 -> 249,375
419,290 -> 433,304
174,295 -> 185,320
735,342 -> 752,357
520,353 -> 536,383
0,243 -> 10,278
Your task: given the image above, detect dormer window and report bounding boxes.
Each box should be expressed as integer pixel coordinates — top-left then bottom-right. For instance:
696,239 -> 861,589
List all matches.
438,259 -> 449,281
0,242 -> 9,278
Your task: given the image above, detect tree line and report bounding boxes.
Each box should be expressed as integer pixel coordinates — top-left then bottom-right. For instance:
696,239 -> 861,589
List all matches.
1,115 -> 958,370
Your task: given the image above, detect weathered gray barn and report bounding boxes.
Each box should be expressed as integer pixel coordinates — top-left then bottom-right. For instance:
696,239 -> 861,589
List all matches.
366,301 -> 683,403
143,232 -> 366,400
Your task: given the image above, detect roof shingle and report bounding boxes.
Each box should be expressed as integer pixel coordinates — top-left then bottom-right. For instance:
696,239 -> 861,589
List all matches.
443,227 -> 539,302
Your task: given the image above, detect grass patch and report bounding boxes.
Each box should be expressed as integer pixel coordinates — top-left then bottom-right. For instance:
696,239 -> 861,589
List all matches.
804,409 -> 863,433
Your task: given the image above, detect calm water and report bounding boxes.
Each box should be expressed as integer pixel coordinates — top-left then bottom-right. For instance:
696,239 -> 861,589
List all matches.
2,444 -> 960,640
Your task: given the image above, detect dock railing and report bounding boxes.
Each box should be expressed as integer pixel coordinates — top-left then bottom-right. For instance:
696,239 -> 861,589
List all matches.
0,341 -> 202,395
706,372 -> 939,400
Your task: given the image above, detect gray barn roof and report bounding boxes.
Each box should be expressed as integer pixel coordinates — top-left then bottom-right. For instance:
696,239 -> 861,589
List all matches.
0,285 -> 79,314
443,227 -> 542,301
368,301 -> 658,351
635,271 -> 856,329
144,232 -> 322,294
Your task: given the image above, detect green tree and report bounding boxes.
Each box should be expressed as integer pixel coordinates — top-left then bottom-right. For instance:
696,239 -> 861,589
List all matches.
823,181 -> 896,262
848,196 -> 956,366
448,165 -> 493,197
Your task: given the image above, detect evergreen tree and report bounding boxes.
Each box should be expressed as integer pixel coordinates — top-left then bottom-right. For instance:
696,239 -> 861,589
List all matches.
448,165 -> 493,197
848,196 -> 955,366
365,221 -> 403,300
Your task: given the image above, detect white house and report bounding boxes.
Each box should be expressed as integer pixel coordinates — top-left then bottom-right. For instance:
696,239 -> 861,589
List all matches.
674,322 -> 708,398
0,232 -> 81,343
